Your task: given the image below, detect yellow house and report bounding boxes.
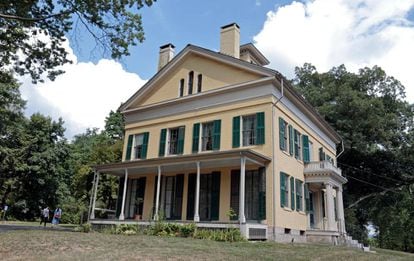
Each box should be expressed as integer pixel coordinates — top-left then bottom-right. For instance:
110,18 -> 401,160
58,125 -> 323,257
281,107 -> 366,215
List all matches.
90,23 -> 349,244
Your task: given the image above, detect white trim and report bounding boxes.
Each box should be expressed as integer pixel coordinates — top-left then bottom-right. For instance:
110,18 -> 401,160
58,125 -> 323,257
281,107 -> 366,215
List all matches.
119,169 -> 129,220
194,162 -> 201,222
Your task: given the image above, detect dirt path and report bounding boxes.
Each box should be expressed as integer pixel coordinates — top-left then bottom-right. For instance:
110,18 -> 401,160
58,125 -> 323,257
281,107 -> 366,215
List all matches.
0,224 -> 72,233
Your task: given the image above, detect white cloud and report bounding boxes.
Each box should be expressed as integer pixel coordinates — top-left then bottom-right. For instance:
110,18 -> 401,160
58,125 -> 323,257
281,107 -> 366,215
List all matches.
20,39 -> 146,139
254,0 -> 414,102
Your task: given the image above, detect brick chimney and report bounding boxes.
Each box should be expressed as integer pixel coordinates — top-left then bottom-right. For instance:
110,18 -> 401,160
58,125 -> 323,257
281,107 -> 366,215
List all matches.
220,23 -> 240,58
158,43 -> 175,70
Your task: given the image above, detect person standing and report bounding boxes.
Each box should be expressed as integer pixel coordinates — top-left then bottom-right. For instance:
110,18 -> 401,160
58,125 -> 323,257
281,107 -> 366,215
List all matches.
40,206 -> 49,227
52,207 -> 62,227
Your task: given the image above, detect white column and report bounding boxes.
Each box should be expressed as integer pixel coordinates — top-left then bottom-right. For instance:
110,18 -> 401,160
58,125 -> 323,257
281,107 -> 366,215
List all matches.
119,169 -> 129,220
194,162 -> 201,222
239,156 -> 246,224
90,171 -> 99,220
325,183 -> 336,231
154,166 -> 162,220
336,186 -> 346,234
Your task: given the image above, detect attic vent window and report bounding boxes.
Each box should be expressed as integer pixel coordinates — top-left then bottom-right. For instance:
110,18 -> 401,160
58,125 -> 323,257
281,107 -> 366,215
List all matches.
188,71 -> 194,95
197,74 -> 202,93
179,79 -> 184,97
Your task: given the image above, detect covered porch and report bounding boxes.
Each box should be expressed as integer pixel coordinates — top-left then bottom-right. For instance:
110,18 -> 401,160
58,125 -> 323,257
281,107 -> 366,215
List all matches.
304,161 -> 347,244
89,149 -> 271,239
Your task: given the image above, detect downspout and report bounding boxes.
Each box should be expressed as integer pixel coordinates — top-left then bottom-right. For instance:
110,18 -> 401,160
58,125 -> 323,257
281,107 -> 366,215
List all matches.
336,140 -> 345,168
271,76 -> 284,240
337,140 -> 345,158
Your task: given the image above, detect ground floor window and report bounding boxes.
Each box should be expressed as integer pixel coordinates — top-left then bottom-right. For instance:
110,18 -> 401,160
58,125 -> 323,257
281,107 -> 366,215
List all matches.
186,172 -> 221,221
230,167 -> 266,221
117,177 -> 146,219
154,174 -> 184,220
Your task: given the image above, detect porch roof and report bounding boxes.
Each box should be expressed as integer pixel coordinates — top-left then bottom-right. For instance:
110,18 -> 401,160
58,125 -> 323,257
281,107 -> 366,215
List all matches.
93,149 -> 271,176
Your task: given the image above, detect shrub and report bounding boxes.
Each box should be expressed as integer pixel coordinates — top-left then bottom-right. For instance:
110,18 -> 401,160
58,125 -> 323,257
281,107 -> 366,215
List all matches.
74,223 -> 92,233
193,228 -> 245,242
180,223 -> 196,237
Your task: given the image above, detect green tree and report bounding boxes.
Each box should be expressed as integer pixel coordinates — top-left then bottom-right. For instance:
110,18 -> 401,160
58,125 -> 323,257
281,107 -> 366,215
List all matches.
0,72 -> 26,208
293,63 -> 414,250
5,113 -> 70,220
0,0 -> 156,83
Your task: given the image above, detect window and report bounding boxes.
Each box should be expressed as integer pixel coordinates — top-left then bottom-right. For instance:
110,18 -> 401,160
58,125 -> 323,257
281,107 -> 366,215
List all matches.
294,129 -> 301,159
280,172 -> 289,208
188,71 -> 194,95
126,132 -> 149,160
179,79 -> 184,97
242,115 -> 257,146
159,127 -> 185,156
232,112 -> 264,148
230,168 -> 266,221
168,127 -> 184,155
197,74 -> 202,93
134,134 -> 145,159
202,122 -> 214,151
295,180 -> 303,211
192,120 -> 221,153
279,118 -> 287,151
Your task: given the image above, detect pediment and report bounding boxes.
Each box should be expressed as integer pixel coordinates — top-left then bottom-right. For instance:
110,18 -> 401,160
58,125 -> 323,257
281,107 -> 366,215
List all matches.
121,45 -> 275,111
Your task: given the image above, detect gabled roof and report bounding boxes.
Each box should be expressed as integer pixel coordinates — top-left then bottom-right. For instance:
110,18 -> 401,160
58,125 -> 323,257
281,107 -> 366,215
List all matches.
119,44 -> 277,111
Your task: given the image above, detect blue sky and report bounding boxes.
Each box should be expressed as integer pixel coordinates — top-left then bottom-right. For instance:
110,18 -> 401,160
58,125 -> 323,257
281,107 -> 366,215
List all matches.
20,0 -> 414,138
73,0 -> 292,79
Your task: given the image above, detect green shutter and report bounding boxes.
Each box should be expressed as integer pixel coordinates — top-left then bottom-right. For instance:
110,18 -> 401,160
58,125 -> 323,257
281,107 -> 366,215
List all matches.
280,172 -> 285,207
159,129 -> 167,157
177,127 -> 185,154
256,112 -> 265,145
302,135 -> 309,163
142,132 -> 149,159
279,118 -> 285,150
125,134 -> 133,160
288,125 -> 293,156
212,120 -> 221,150
232,116 -> 240,148
258,167 -> 266,220
290,177 -> 295,210
192,123 -> 200,153
211,171 -> 221,220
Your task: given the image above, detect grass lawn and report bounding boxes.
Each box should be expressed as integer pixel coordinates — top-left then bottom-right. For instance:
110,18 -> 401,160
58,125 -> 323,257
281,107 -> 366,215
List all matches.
0,230 -> 413,260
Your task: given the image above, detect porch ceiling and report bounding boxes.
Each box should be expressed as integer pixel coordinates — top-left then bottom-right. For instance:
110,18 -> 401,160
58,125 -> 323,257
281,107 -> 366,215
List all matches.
93,149 -> 271,177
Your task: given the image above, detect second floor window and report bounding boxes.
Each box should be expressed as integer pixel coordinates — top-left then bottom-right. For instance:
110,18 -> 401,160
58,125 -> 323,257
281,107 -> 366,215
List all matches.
294,129 -> 301,159
159,127 -> 185,157
242,115 -> 257,146
125,132 -> 149,160
134,134 -> 144,159
232,112 -> 265,148
202,122 -> 214,151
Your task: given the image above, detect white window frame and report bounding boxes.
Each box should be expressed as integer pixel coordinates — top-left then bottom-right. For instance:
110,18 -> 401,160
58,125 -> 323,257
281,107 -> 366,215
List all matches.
199,121 -> 214,152
133,133 -> 145,160
241,114 -> 257,147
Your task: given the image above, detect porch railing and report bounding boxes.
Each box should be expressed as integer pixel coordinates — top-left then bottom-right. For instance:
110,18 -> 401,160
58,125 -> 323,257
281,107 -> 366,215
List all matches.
304,160 -> 342,176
